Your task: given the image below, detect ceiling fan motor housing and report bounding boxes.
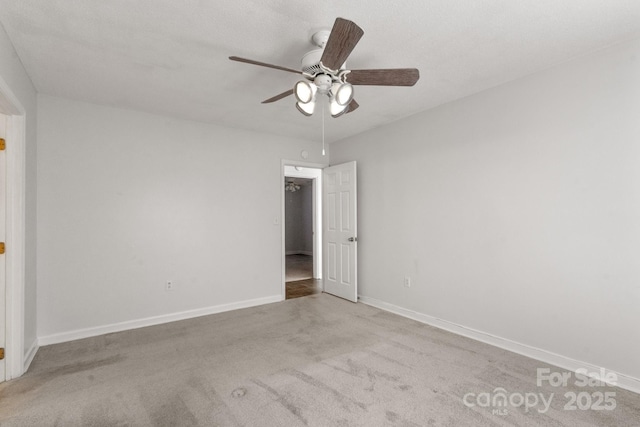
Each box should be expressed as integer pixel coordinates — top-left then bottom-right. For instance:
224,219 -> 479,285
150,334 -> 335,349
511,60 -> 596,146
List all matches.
302,30 -> 347,75
301,48 -> 324,74
302,48 -> 348,75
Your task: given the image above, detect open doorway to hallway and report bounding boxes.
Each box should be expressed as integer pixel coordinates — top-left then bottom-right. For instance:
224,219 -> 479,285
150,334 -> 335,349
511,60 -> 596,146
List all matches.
283,166 -> 322,299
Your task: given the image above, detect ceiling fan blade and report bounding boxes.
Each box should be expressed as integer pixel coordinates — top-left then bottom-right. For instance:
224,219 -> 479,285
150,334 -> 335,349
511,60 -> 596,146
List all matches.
320,18 -> 364,70
347,68 -> 420,86
346,99 -> 359,114
262,89 -> 294,104
229,56 -> 302,75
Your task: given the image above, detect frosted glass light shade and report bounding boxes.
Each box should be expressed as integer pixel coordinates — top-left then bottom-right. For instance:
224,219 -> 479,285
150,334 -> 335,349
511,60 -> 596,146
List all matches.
330,98 -> 349,118
294,81 -> 316,104
335,83 -> 353,106
296,101 -> 315,116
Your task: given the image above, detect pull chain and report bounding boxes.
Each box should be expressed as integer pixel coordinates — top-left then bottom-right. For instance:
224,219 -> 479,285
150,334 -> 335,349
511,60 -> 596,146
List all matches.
322,97 -> 326,156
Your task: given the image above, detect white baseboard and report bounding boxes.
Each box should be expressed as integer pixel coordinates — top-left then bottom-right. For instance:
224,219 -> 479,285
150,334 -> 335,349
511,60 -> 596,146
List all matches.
38,295 -> 282,346
359,296 -> 640,395
23,339 -> 39,373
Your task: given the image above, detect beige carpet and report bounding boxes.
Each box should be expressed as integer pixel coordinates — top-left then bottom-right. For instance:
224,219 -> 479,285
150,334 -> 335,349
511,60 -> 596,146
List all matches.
1,294 -> 638,426
286,254 -> 313,282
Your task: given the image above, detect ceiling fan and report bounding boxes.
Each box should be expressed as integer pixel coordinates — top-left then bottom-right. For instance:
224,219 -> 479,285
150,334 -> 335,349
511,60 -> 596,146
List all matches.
229,18 -> 420,118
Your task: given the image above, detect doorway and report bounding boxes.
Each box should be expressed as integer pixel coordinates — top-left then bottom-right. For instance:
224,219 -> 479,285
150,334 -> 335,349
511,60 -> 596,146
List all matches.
283,165 -> 322,299
280,160 -> 358,303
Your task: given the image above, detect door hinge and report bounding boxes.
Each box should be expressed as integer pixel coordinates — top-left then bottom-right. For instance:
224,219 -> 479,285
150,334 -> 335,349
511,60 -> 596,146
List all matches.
0,138 -> 5,151
0,348 -> 4,360
0,242 -> 4,254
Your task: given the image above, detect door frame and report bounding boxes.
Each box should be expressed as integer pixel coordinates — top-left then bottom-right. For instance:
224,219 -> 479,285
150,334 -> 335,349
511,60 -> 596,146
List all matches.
280,159 -> 327,300
0,75 -> 27,381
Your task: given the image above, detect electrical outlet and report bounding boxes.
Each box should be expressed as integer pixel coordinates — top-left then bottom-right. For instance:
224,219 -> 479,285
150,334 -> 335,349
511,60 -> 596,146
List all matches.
166,280 -> 174,291
404,276 -> 411,288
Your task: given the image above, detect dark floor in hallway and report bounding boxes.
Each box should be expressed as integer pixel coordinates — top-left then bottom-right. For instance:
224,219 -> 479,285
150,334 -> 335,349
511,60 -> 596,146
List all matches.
285,254 -> 319,299
286,278 -> 322,300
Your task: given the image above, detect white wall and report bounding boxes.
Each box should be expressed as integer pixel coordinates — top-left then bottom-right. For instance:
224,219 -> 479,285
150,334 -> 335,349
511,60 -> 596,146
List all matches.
0,23 -> 38,363
37,95 -> 325,340
331,39 -> 640,383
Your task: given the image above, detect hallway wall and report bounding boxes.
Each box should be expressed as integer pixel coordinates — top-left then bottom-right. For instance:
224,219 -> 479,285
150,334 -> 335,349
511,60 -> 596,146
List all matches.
285,181 -> 313,255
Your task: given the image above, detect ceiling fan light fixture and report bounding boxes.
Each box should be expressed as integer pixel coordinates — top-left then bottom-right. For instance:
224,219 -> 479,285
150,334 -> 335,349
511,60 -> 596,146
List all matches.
296,101 -> 315,116
330,98 -> 349,118
285,181 -> 301,192
335,83 -> 354,106
294,80 -> 316,104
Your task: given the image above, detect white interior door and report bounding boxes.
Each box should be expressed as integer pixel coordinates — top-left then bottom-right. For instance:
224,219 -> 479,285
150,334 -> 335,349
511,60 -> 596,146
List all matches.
0,114 -> 6,382
323,161 -> 357,302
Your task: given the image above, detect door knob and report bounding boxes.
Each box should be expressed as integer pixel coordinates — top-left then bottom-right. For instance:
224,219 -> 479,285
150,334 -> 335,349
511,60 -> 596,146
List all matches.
348,237 -> 358,242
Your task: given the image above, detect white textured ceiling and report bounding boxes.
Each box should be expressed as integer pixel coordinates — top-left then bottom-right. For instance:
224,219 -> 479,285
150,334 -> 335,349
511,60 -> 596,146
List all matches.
1,1 -> 639,143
